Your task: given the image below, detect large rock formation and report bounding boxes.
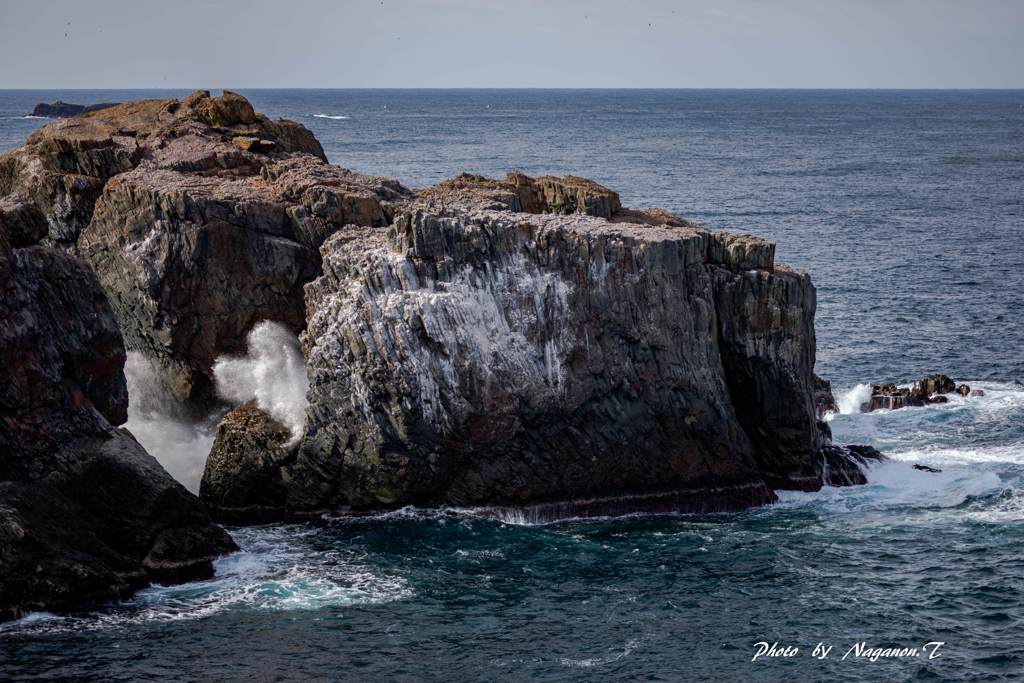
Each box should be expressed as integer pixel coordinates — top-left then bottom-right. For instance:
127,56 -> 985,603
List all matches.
196,160 -> 881,520
1,92 -> 881,531
0,212 -> 235,622
273,199 -> 857,518
1,90 -> 410,404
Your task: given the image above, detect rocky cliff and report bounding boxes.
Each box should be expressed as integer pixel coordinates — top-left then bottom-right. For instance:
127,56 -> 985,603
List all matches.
1,90 -> 408,404
0,199 -> 235,621
1,91 -> 880,534
277,197 -> 872,518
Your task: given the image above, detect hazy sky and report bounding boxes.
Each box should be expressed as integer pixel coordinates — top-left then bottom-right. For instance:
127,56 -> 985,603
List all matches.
1,0 -> 1022,88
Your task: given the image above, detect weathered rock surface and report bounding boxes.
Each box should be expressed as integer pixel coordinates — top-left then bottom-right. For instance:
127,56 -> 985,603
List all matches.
233,195 -> 872,518
862,373 -> 966,412
199,402 -> 295,523
30,101 -> 120,118
3,93 -> 881,528
2,90 -> 411,404
812,373 -> 838,418
0,218 -> 235,621
2,91 -> 324,246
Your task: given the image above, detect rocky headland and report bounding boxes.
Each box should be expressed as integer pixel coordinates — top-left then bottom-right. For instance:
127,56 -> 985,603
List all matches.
1,91 -> 884,617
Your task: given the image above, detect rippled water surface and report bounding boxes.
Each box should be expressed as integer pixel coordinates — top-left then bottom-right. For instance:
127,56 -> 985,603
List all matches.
1,90 -> 1022,681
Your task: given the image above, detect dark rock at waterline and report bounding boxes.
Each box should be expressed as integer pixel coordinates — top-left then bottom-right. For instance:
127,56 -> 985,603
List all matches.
29,101 -> 119,118
812,373 -> 838,418
862,373 -> 965,412
821,444 -> 886,487
0,221 -> 235,622
200,402 -> 295,520
912,374 -> 956,396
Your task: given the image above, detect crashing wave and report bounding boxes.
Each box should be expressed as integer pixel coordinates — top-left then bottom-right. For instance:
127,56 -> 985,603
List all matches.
212,321 -> 309,445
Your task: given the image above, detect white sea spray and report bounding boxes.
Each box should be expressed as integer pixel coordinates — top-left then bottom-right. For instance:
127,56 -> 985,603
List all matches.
212,321 -> 310,445
124,352 -> 213,493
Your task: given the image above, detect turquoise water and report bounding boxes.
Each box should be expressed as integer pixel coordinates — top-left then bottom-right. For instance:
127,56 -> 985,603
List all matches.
1,90 -> 1022,681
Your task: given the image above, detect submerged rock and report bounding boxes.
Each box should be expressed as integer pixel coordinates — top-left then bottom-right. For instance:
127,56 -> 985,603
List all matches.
0,218 -> 235,621
821,444 -> 886,486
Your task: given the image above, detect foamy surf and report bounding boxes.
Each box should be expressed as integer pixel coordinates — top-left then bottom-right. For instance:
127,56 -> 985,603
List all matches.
774,459 -> 1005,514
834,382 -> 874,416
312,113 -> 350,120
1,525 -> 411,634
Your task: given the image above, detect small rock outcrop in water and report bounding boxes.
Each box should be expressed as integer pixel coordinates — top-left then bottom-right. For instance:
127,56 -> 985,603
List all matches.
29,101 -> 120,118
862,373 -> 969,412
1,92 -> 883,534
200,402 -> 296,523
0,211 -> 235,622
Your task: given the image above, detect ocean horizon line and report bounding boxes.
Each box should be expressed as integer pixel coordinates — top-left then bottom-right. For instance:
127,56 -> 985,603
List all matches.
3,86 -> 1023,92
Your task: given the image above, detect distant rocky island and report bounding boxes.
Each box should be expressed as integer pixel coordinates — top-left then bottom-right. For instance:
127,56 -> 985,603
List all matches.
28,100 -> 120,118
1,91 -> 884,620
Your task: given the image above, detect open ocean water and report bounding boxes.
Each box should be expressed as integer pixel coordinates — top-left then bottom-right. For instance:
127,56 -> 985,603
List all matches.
1,89 -> 1022,681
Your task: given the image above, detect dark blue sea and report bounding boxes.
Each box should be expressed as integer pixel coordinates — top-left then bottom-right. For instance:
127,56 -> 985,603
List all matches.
1,90 -> 1023,681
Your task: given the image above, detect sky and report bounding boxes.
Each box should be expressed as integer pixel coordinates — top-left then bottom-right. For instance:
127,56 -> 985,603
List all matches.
1,0 -> 1022,88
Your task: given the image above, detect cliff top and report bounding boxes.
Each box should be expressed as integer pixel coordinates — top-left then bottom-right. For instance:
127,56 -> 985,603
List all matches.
2,89 -> 787,275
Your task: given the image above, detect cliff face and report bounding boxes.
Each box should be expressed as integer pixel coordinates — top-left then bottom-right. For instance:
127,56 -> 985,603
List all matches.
279,200 -> 836,516
0,92 -> 877,533
0,204 -> 235,621
1,90 -> 409,404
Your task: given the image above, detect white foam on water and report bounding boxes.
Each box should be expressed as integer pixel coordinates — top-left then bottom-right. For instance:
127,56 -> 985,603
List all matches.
313,113 -> 349,120
775,459 -> 1004,514
0,526 -> 411,634
213,321 -> 310,445
124,352 -> 213,493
